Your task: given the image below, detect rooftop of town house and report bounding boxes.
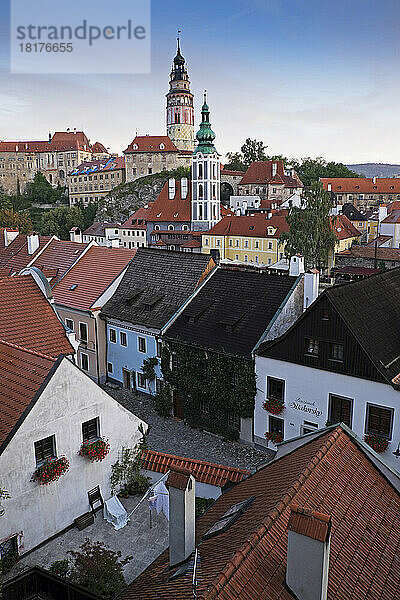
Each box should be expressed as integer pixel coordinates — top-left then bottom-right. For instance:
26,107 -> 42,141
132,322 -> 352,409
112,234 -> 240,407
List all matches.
239,160 -> 303,188
82,222 -> 120,237
0,275 -> 74,358
91,141 -> 108,154
165,268 -> 300,358
124,135 -> 180,154
0,234 -> 53,275
121,205 -> 154,230
122,425 -> 400,600
331,214 -> 362,240
147,179 -> 192,223
52,245 -> 136,311
204,214 -> 289,238
0,131 -> 91,153
340,202 -> 368,221
382,209 -> 400,224
101,248 -> 215,330
321,176 -> 400,194
365,235 -> 393,247
142,450 -> 250,488
28,239 -> 90,286
338,245 -> 400,261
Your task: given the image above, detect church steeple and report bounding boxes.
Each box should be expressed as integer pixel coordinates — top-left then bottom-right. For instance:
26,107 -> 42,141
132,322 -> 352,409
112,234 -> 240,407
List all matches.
166,36 -> 195,152
194,92 -> 217,155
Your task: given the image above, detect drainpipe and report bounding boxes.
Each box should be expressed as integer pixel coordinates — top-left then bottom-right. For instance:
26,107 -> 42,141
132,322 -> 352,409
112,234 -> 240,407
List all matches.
93,311 -> 101,384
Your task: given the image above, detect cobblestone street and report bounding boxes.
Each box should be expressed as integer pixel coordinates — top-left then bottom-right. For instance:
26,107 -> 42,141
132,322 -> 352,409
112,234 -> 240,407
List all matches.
104,385 -> 274,472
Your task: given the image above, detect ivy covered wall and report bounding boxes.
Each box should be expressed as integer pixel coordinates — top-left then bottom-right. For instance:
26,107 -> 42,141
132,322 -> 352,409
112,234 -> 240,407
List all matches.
161,342 -> 257,440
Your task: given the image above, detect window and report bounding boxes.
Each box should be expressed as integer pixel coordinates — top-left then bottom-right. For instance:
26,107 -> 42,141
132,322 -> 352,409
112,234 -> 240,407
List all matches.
107,362 -> 113,374
365,404 -> 394,439
330,343 -> 344,362
305,338 -> 319,356
267,377 -> 284,401
82,417 -> 99,442
235,240 -> 239,247
322,307 -> 330,321
268,242 -> 273,250
137,372 -> 147,389
65,318 -> 74,331
138,337 -> 146,353
156,340 -> 162,358
0,535 -> 18,560
204,238 -> 209,246
269,416 -> 284,437
156,378 -> 163,394
81,353 -> 89,371
255,241 -> 259,249
109,328 -> 116,343
34,435 -> 56,465
329,394 -> 353,427
120,331 -> 127,347
79,322 -> 88,343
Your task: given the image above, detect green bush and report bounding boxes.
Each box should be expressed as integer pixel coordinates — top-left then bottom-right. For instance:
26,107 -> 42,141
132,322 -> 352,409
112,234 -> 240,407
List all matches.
49,559 -> 69,578
154,383 -> 173,417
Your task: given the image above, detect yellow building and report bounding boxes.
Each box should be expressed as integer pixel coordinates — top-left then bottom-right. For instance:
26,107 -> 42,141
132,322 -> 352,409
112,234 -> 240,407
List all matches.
201,215 -> 288,266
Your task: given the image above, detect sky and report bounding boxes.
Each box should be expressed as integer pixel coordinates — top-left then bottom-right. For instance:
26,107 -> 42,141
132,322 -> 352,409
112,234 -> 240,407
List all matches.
0,0 -> 400,163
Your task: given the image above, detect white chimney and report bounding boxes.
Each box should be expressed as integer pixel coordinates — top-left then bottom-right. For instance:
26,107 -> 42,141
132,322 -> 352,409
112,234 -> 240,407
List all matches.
27,234 -> 40,255
4,228 -> 19,247
372,176 -> 377,184
69,227 -> 82,243
289,255 -> 305,277
378,205 -> 388,223
167,468 -> 195,567
327,183 -> 332,192
286,505 -> 331,600
110,238 -> 120,248
272,162 -> 277,176
304,268 -> 320,310
181,177 -> 188,199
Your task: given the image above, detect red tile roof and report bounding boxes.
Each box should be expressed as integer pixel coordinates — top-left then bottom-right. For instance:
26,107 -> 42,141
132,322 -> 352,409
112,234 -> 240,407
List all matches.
321,177 -> 400,194
220,205 -> 235,217
121,205 -> 153,230
205,214 -> 289,238
0,339 -> 57,453
52,245 -> 136,311
338,245 -> 400,261
382,209 -> 400,224
83,222 -> 119,237
124,426 -> 400,600
91,141 -> 108,153
240,161 -> 303,188
180,239 -> 201,248
0,276 -> 74,357
124,135 -> 179,154
29,239 -> 89,286
0,131 -> 91,153
332,214 -> 362,240
142,450 -> 249,488
0,235 -> 52,275
147,179 -> 191,223
287,504 -> 331,542
221,169 -> 246,177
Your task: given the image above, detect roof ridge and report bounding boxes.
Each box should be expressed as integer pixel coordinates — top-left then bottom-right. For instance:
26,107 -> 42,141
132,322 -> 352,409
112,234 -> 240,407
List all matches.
203,427 -> 343,599
0,338 -> 57,362
143,449 -> 249,474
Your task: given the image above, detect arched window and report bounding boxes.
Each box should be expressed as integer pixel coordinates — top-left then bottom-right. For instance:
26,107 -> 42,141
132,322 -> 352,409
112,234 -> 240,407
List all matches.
168,224 -> 174,231
59,169 -> 65,179
160,143 -> 165,150
198,184 -> 203,199
154,225 -> 160,230
182,225 -> 189,231
198,163 -> 203,179
133,143 -> 138,150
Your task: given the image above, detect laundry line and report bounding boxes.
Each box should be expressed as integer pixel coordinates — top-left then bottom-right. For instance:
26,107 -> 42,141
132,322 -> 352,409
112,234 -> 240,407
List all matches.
127,470 -> 170,519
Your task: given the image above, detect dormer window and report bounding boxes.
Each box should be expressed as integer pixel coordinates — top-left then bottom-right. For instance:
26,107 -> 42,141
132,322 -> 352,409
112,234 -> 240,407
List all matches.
133,143 -> 138,150
159,143 -> 165,149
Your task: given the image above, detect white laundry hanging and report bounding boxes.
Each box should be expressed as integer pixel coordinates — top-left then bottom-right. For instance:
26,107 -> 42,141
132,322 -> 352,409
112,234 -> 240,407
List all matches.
103,495 -> 129,530
148,480 -> 169,520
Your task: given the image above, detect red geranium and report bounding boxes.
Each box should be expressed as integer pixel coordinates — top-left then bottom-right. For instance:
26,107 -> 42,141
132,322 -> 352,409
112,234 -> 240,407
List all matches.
364,434 -> 388,453
31,456 -> 69,485
265,431 -> 283,444
263,398 -> 285,415
79,438 -> 110,462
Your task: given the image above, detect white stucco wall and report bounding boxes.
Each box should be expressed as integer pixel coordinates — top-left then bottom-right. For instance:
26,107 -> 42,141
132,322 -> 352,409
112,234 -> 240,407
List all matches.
254,356 -> 400,470
0,358 -> 147,555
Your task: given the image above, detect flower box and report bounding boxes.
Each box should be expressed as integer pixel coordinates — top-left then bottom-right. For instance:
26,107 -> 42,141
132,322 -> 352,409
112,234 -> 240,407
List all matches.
79,438 -> 110,462
31,456 -> 69,485
265,431 -> 283,444
364,434 -> 389,453
263,398 -> 285,415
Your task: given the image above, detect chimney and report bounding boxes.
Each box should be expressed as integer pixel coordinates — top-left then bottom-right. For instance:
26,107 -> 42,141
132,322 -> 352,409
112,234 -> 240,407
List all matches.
167,468 -> 195,567
378,204 -> 388,224
327,183 -> 332,192
69,227 -> 82,243
4,228 -> 19,247
27,234 -> 40,255
168,178 -> 176,200
304,268 -> 320,310
48,132 -> 51,143
289,254 -> 305,277
372,176 -> 377,184
110,238 -> 120,248
286,505 -> 331,600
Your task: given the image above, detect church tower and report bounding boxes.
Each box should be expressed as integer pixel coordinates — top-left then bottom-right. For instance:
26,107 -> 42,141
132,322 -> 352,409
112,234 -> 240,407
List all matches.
166,38 -> 195,152
191,93 -> 221,231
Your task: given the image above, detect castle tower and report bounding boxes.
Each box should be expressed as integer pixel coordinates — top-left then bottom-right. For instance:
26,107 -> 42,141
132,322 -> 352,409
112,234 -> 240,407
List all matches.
191,92 -> 221,231
166,38 -> 195,152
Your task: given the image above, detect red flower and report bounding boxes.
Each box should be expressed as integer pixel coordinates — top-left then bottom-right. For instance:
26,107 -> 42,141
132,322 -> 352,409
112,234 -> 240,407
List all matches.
79,438 -> 110,462
265,431 -> 283,444
31,456 -> 69,485
263,398 -> 285,415
364,434 -> 388,453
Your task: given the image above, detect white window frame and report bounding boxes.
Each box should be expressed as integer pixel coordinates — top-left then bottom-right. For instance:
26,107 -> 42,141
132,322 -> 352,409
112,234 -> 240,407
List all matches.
138,336 -> 146,354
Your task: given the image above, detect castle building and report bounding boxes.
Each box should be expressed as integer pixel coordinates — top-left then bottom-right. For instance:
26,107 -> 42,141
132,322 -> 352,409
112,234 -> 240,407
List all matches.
191,94 -> 221,231
166,38 -> 195,153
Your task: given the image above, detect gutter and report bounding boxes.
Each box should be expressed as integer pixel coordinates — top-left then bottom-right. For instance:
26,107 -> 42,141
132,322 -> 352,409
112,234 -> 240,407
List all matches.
251,273 -> 303,356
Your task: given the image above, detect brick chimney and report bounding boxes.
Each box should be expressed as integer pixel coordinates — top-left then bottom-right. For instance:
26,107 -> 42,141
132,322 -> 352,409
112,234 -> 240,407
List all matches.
167,468 -> 195,567
27,234 -> 39,255
286,504 -> 331,600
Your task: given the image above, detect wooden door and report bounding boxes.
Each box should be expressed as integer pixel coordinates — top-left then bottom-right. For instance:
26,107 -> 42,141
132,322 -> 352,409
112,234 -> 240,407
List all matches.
173,390 -> 184,419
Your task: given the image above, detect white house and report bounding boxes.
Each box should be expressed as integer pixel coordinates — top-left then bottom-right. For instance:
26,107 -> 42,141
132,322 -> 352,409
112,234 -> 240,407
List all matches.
254,268 -> 400,470
0,343 -> 146,558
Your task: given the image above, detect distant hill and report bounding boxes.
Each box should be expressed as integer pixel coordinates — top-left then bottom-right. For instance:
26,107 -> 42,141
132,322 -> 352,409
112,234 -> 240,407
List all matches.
347,163 -> 400,178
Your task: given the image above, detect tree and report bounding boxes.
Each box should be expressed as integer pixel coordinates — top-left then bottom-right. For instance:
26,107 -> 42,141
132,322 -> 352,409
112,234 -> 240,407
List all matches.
225,138 -> 269,171
39,205 -> 84,239
76,200 -> 99,231
24,172 -> 66,205
68,538 -> 132,599
290,157 -> 360,187
280,182 -> 337,269
225,151 -> 246,172
0,208 -> 32,234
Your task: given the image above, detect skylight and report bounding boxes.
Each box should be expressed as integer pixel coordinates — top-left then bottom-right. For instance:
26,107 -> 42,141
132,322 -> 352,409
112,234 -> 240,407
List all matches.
203,496 -> 255,540
69,284 -> 78,290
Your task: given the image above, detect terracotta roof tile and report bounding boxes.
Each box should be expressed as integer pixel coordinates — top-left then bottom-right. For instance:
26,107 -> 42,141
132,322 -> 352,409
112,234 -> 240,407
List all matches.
0,340 -> 57,453
29,239 -> 89,286
321,177 -> 400,194
0,131 -> 90,153
83,222 -> 119,237
205,215 -> 289,238
240,161 -> 303,188
287,504 -> 331,542
382,209 -> 400,224
122,427 -> 400,600
0,235 -> 52,274
142,450 -> 249,488
332,214 -> 362,240
124,135 -> 179,154
91,141 -> 108,153
338,245 -> 400,261
52,246 -> 136,311
147,179 -> 191,223
0,276 -> 74,357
